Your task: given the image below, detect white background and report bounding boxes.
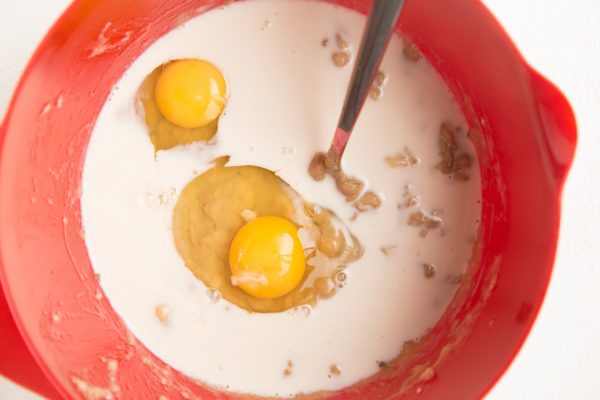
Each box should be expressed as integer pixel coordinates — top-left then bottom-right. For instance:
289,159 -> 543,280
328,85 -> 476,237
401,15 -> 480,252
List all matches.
0,0 -> 598,399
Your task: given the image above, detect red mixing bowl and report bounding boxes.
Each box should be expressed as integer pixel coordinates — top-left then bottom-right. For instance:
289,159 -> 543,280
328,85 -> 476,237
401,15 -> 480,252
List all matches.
0,0 -> 577,399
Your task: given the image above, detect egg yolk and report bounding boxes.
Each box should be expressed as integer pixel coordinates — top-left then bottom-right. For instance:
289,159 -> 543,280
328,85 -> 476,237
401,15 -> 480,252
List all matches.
229,216 -> 306,299
155,59 -> 227,129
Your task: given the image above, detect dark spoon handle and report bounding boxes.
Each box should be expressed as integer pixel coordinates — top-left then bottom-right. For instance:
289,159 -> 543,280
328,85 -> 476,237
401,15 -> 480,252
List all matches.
330,0 -> 405,157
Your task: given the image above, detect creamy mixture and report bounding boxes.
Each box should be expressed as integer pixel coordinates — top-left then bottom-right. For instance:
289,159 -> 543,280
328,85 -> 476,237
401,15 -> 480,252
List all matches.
81,0 -> 481,397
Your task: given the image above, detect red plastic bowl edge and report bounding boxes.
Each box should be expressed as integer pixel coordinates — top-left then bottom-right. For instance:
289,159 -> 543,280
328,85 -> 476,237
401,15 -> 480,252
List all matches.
0,0 -> 578,399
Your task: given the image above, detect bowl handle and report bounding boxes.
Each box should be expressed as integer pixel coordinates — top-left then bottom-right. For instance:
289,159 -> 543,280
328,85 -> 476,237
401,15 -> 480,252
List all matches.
528,68 -> 578,182
0,283 -> 61,398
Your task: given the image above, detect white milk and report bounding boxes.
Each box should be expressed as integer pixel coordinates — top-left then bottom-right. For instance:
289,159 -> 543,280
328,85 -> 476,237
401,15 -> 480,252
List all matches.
81,0 -> 481,397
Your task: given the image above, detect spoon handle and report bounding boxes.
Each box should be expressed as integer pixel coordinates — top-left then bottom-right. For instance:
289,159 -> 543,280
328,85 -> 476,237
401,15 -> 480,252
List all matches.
331,0 -> 405,157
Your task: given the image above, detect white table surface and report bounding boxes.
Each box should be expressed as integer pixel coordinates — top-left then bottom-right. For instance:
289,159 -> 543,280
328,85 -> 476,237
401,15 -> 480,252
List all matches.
1,0 -> 598,399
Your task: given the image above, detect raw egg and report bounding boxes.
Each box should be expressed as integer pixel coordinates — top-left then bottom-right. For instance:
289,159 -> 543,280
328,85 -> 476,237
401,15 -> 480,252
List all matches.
172,162 -> 362,313
229,216 -> 306,299
136,59 -> 227,151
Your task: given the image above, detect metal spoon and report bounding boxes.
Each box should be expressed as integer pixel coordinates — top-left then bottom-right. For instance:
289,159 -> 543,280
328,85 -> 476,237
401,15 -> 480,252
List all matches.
328,0 -> 406,161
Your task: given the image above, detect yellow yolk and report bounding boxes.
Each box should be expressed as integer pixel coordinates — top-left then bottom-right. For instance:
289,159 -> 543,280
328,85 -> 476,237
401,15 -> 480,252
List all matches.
155,59 -> 227,129
229,216 -> 306,299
